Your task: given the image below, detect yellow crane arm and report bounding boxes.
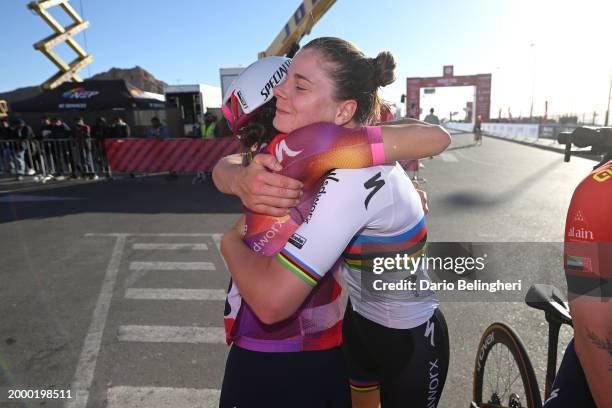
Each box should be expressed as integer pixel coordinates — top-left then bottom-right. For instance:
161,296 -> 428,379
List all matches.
258,0 -> 336,58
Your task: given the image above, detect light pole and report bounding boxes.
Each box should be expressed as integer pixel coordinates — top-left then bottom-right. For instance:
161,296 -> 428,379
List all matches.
529,43 -> 537,122
605,70 -> 611,126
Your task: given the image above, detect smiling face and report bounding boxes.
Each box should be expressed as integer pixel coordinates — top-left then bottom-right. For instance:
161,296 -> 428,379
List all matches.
272,49 -> 357,134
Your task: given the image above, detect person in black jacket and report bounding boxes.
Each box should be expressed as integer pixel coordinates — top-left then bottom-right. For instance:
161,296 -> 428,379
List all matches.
0,118 -> 12,174
10,118 -> 36,179
111,117 -> 131,138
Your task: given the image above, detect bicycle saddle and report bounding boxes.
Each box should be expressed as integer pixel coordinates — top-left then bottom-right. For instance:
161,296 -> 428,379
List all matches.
525,284 -> 572,326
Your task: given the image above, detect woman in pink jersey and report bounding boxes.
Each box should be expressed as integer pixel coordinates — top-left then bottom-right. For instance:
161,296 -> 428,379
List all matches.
215,38 -> 450,408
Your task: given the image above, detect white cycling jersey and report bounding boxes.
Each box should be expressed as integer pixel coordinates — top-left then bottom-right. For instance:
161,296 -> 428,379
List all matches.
277,163 -> 439,329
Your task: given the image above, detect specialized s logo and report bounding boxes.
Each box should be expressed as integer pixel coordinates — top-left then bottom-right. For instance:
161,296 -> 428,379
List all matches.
364,172 -> 385,210
274,140 -> 303,163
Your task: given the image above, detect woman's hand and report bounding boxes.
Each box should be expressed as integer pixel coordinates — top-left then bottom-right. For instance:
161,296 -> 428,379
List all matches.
232,154 -> 303,216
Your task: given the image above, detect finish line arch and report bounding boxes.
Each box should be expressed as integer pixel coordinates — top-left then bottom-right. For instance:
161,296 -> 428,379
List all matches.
405,65 -> 491,121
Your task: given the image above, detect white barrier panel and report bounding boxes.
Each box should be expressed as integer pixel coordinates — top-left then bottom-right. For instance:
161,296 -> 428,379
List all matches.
482,123 -> 539,140
443,122 -> 473,132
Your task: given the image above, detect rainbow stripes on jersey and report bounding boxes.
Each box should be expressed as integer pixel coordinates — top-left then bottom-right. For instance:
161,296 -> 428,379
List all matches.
349,378 -> 380,393
276,249 -> 323,287
343,216 -> 427,273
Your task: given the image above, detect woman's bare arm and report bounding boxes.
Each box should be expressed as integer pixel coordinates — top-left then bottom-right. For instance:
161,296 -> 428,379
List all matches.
381,123 -> 451,161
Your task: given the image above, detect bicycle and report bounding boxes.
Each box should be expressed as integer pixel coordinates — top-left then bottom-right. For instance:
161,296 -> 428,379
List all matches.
471,284 -> 572,408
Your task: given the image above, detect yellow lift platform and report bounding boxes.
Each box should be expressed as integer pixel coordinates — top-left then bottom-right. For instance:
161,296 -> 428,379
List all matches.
27,0 -> 94,90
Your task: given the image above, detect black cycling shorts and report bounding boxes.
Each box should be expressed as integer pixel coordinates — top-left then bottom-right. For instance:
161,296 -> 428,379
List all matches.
342,303 -> 450,408
219,344 -> 350,408
542,338 -> 596,408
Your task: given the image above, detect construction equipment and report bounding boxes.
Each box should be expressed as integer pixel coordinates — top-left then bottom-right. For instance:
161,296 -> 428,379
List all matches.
27,0 -> 93,90
258,0 -> 336,59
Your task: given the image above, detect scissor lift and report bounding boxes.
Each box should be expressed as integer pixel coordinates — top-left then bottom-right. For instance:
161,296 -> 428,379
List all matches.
27,0 -> 94,90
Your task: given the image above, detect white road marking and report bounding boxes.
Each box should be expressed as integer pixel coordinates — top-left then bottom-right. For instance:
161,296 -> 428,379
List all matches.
132,243 -> 209,250
117,325 -> 226,344
107,386 -> 221,408
125,288 -> 226,301
440,152 -> 458,162
129,262 -> 216,271
66,236 -> 127,408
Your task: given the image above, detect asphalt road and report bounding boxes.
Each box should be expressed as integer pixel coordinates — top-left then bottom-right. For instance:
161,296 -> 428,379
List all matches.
0,133 -> 598,408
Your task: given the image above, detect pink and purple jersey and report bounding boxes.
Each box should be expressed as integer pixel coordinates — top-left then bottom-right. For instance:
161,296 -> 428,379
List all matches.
224,122 -> 386,352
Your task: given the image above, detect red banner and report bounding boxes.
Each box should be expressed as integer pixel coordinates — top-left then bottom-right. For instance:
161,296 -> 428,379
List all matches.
105,137 -> 244,173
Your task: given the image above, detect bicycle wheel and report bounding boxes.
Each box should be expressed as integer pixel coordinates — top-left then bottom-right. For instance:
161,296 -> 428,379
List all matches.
473,323 -> 542,408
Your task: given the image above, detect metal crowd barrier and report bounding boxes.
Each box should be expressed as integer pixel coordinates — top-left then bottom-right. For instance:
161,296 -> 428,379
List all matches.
0,137 -> 244,182
0,138 -> 110,181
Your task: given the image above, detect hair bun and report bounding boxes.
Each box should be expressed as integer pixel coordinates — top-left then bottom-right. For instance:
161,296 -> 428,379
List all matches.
373,51 -> 396,87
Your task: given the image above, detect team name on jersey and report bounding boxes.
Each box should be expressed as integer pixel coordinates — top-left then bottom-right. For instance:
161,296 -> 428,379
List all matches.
567,227 -> 594,240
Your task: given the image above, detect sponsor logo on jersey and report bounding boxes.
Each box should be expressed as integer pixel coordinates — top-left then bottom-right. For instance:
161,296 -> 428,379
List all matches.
567,227 -> 594,240
573,210 -> 585,222
592,165 -> 612,183
426,358 -> 440,407
251,217 -> 288,253
544,388 -> 559,404
364,172 -> 385,210
424,319 -> 435,347
274,140 -> 303,163
260,59 -> 292,100
288,233 -> 307,249
304,171 -> 339,224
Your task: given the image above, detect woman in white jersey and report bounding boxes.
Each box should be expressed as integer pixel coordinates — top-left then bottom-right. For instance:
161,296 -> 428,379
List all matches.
217,37 -> 450,408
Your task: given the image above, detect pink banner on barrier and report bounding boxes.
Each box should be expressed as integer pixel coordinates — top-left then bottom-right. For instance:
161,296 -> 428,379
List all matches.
105,137 -> 244,173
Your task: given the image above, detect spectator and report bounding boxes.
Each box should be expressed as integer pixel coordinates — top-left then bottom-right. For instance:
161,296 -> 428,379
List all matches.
111,117 -> 131,138
93,117 -> 109,140
200,112 -> 220,139
146,117 -> 169,139
37,116 -> 54,177
50,117 -> 72,139
74,117 -> 96,178
0,118 -> 12,174
10,118 -> 36,179
424,108 -> 441,125
216,116 -> 233,137
474,115 -> 483,146
49,117 -> 76,177
93,117 -> 111,177
40,116 -> 53,139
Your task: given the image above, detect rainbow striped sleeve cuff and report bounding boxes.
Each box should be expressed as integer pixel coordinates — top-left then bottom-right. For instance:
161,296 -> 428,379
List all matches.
276,249 -> 322,287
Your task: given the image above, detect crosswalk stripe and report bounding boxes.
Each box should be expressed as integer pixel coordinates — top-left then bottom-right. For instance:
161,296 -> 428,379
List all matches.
129,261 -> 215,270
125,288 -> 226,301
107,386 -> 220,408
117,325 -> 226,344
132,243 -> 209,250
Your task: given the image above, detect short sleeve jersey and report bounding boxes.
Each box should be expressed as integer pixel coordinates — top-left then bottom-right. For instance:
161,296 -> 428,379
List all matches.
277,164 -> 439,329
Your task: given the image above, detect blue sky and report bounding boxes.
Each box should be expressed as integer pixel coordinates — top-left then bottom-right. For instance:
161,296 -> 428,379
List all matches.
2,0 -> 611,121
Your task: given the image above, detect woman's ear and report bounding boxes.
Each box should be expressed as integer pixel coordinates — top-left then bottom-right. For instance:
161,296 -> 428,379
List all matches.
334,99 -> 357,126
